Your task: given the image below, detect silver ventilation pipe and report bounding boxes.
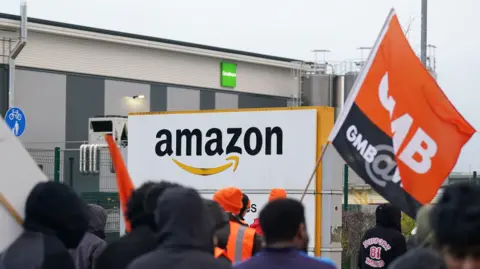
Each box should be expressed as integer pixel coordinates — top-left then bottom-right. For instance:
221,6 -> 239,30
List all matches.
333,75 -> 344,120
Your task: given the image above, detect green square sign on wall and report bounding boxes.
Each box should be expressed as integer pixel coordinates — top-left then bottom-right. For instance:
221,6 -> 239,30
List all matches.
221,62 -> 237,88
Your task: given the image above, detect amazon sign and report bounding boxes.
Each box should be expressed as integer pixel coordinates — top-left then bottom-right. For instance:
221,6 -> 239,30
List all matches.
154,127 -> 283,176
127,108 -> 322,191
128,107 -> 334,253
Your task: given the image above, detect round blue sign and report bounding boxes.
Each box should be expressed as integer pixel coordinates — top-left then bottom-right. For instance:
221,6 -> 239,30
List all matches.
5,107 -> 26,137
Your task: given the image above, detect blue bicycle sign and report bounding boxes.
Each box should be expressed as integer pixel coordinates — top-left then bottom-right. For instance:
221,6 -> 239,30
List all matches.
5,107 -> 26,137
8,109 -> 23,121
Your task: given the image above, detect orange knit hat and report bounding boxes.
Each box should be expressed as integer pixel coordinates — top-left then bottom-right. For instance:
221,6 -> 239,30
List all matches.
213,187 -> 243,215
268,188 -> 287,201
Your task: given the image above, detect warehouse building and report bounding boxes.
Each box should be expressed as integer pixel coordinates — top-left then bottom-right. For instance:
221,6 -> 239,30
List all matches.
0,12 -> 305,145
0,12 -> 309,187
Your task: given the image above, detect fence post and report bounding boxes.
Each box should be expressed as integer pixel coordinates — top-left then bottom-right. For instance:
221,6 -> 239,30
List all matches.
54,147 -> 60,182
343,164 -> 349,211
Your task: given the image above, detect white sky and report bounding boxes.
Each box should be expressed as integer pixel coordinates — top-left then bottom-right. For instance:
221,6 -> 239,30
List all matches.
1,0 -> 479,172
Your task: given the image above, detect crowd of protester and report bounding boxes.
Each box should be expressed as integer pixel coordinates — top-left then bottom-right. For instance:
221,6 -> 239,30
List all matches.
0,181 -> 336,269
0,180 -> 479,269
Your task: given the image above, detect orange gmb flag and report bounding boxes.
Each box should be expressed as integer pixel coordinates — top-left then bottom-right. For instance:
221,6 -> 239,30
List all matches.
329,9 -> 476,218
105,134 -> 134,232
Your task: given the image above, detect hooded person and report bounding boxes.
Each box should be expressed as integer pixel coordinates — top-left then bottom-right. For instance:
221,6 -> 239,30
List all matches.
203,199 -> 231,265
0,181 -> 89,269
250,188 -> 287,236
70,204 -> 108,269
213,187 -> 263,263
95,181 -> 182,269
127,187 -> 232,269
357,204 -> 406,269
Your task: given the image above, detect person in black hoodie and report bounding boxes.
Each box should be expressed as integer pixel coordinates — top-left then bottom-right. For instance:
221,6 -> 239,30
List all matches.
0,181 -> 89,269
127,187 -> 232,269
358,204 -> 406,269
95,181 -> 181,269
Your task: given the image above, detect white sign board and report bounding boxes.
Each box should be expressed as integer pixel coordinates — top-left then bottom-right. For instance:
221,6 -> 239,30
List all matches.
0,118 -> 48,251
128,109 -> 318,248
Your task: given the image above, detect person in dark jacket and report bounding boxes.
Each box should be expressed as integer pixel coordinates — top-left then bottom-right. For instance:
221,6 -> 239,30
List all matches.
204,199 -> 231,265
70,204 -> 108,269
0,181 -> 89,269
235,198 -> 336,269
95,181 -> 181,269
431,183 -> 480,269
127,187 -> 232,269
358,204 -> 406,269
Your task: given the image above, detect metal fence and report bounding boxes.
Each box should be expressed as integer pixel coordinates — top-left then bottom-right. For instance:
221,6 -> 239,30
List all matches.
26,146 -> 121,241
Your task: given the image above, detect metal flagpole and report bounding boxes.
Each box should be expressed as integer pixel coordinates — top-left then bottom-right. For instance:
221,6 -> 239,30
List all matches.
300,143 -> 330,202
420,0 -> 428,66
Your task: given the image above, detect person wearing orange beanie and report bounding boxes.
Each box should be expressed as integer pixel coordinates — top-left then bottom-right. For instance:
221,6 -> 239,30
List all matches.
213,187 -> 243,216
213,187 -> 263,263
250,188 -> 287,236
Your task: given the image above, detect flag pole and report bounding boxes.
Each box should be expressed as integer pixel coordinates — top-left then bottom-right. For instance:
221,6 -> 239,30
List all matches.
300,142 -> 331,202
304,9 -> 397,204
0,192 -> 23,225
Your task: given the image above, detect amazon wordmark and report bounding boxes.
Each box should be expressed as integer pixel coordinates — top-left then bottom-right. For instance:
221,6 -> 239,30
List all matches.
155,127 -> 284,157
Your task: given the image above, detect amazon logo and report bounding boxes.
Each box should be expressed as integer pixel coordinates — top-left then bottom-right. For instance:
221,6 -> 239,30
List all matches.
155,127 -> 284,176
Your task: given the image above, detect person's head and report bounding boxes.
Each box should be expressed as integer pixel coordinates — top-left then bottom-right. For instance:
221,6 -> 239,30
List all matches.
375,203 -> 401,231
126,181 -> 181,231
415,204 -> 435,248
156,187 -> 213,253
212,187 -> 243,215
203,199 -> 230,249
87,204 -> 107,239
431,183 -> 480,269
23,181 -> 89,249
239,193 -> 251,220
126,181 -> 156,230
260,198 -> 308,251
388,248 -> 447,269
268,188 -> 287,202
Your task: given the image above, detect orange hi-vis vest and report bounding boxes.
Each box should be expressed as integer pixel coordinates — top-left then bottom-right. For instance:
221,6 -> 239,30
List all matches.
226,221 -> 256,263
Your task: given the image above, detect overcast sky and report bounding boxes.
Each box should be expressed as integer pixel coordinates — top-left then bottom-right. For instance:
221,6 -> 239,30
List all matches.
1,0 -> 479,173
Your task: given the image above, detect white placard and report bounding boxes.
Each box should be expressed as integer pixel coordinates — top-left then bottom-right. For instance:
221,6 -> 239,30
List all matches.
0,118 -> 48,251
